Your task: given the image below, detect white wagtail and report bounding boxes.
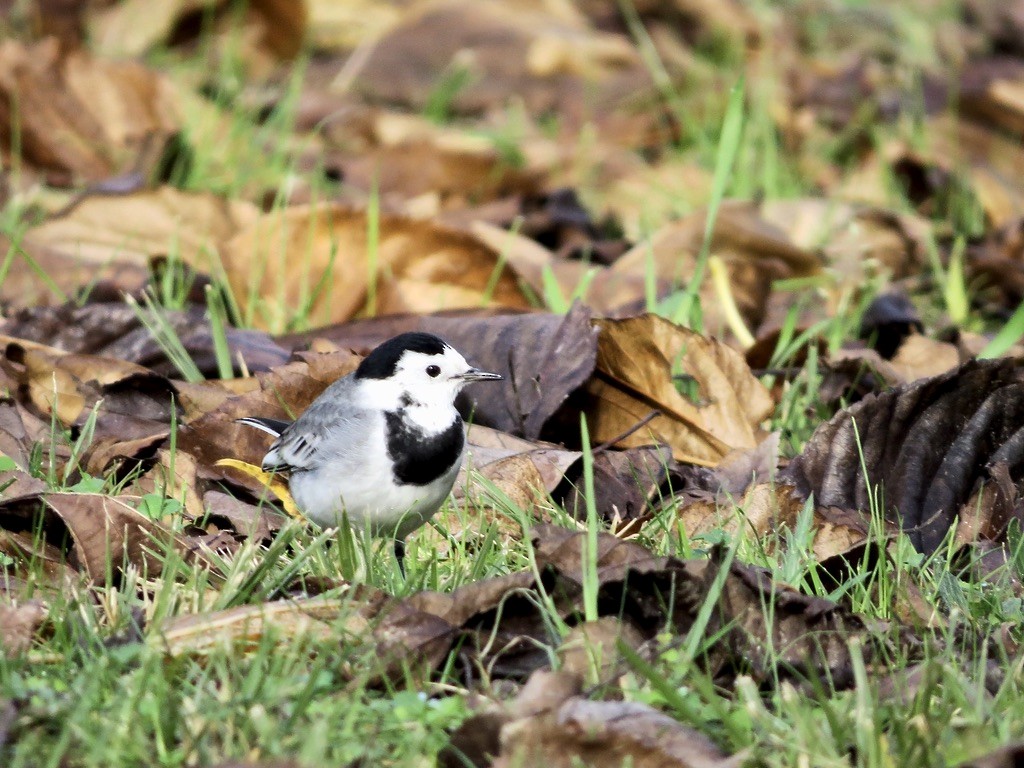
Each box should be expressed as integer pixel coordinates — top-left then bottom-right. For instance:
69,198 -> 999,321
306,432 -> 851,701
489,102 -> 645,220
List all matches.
237,332 -> 501,567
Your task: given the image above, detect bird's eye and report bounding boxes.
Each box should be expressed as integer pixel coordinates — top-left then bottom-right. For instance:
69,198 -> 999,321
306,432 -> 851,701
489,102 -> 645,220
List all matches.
426,364 -> 441,378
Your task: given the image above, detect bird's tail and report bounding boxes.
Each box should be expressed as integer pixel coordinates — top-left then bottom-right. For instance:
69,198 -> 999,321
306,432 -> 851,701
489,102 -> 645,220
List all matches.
236,417 -> 291,438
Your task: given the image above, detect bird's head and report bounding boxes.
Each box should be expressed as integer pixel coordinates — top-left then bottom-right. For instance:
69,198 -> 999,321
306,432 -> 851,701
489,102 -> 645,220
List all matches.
354,332 -> 501,412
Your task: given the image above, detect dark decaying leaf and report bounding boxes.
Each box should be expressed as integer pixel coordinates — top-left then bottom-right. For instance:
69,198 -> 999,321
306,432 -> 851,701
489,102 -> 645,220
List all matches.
554,444 -> 678,532
278,304 -> 600,439
784,358 -> 1024,553
0,299 -> 289,377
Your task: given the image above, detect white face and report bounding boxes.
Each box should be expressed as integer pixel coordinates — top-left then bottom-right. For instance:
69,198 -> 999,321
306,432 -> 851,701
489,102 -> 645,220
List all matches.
359,345 -> 478,414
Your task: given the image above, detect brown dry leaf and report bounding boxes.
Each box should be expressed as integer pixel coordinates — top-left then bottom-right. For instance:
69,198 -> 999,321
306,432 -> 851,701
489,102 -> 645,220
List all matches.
26,186 -> 259,268
0,492 -> 201,583
582,315 -> 773,464
469,220 -> 596,304
0,341 -> 179,466
0,236 -> 151,310
89,0 -> 306,62
0,398 -> 58,472
593,202 -> 821,333
0,600 -> 47,656
155,595 -> 369,657
332,112 -> 552,208
0,38 -> 181,186
455,425 -> 581,514
224,204 -> 531,331
759,199 -> 928,287
346,0 -> 651,125
785,358 -> 1024,554
445,669 -> 743,768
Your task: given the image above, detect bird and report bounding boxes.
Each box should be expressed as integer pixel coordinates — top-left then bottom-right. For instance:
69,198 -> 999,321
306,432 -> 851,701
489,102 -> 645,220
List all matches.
237,332 -> 501,569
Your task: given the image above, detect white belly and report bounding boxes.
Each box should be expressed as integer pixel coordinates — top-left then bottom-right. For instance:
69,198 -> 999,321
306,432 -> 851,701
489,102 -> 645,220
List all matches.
288,450 -> 461,540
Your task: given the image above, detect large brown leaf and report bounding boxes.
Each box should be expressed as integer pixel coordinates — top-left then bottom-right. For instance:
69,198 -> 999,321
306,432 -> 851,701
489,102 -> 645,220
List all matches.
224,204 -> 531,331
0,39 -> 181,186
593,203 -> 820,334
0,492 -> 200,583
581,315 -> 773,464
26,187 -> 258,268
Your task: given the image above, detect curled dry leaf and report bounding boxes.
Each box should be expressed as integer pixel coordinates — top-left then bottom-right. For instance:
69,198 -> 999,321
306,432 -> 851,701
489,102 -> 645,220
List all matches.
0,341 -> 179,466
0,38 -> 180,186
784,358 -> 1024,554
224,204 -> 531,331
278,304 -> 600,439
582,315 -> 774,464
26,186 -> 259,268
454,424 -> 581,516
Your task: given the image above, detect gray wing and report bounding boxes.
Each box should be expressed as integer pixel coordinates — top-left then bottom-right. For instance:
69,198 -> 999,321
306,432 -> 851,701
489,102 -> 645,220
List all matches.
260,377 -> 369,473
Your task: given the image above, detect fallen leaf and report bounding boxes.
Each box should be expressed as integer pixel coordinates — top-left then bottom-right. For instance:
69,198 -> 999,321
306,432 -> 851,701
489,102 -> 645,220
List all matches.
348,0 -> 651,127
224,204 -> 531,332
0,298 -> 288,378
213,459 -> 302,521
0,492 -> 207,583
26,186 -> 258,268
480,670 -> 744,768
89,0 -> 306,62
784,357 -> 1024,553
0,38 -> 181,186
581,315 -> 774,464
593,203 -> 820,334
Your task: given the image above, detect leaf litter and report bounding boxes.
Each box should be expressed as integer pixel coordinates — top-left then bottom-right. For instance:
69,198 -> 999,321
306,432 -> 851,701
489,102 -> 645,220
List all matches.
4,0 -> 1024,765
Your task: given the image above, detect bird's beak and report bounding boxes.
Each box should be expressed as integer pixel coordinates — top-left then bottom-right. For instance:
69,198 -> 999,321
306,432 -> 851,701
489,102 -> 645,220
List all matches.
458,368 -> 502,382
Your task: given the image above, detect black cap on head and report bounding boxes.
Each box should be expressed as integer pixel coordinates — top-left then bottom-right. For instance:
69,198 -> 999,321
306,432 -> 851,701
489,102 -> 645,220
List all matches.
354,332 -> 449,380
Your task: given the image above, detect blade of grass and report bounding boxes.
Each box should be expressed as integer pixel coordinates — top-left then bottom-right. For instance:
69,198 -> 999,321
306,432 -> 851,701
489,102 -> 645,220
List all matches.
671,76 -> 746,327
